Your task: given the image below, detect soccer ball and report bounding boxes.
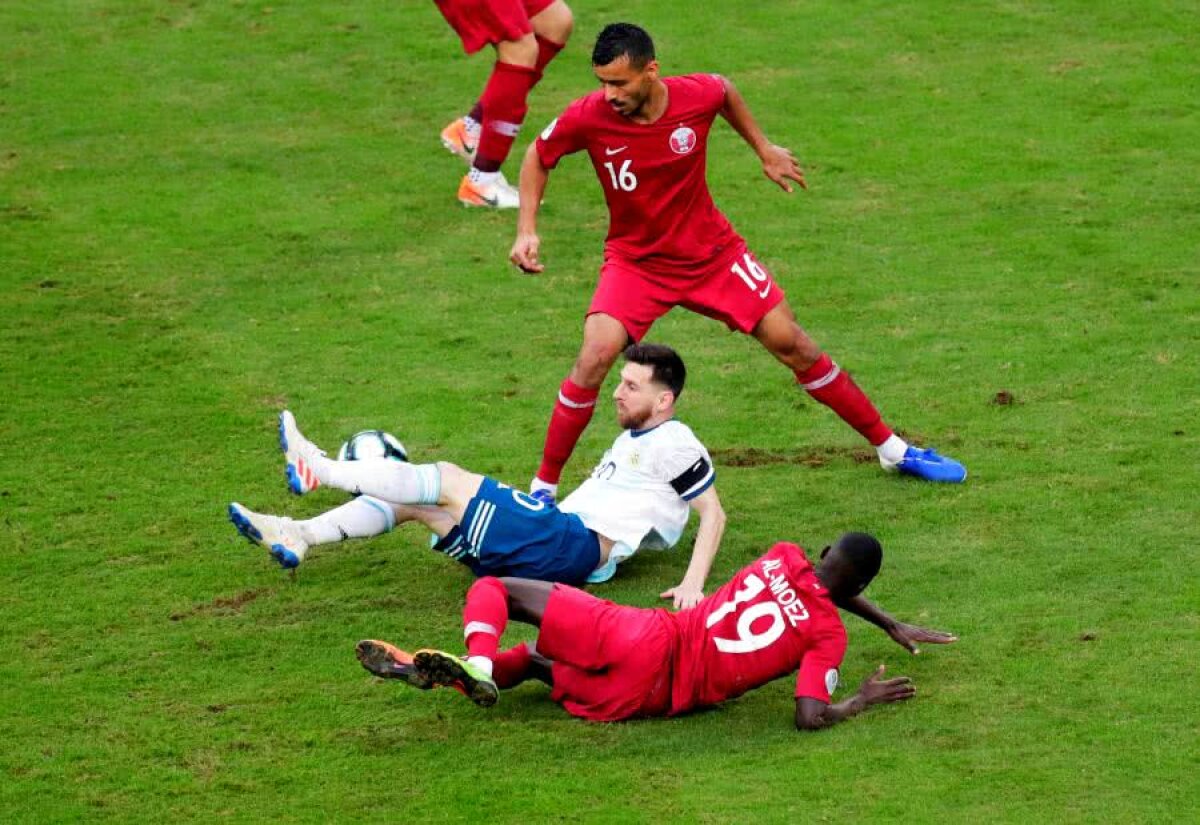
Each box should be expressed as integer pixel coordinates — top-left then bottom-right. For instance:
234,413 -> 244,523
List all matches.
336,430 -> 408,463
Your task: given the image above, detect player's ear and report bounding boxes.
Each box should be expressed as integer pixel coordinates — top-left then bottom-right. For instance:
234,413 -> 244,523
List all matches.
645,59 -> 660,79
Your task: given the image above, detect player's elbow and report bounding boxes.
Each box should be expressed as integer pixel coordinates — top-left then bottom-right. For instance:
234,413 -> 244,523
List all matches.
794,699 -> 830,731
794,710 -> 826,732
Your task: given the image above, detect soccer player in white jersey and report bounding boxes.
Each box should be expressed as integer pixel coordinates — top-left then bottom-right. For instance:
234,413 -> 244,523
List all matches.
229,343 -> 726,608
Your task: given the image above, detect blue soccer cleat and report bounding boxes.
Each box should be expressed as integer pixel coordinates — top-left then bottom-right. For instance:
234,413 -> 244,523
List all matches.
890,446 -> 967,484
529,488 -> 557,507
228,502 -> 310,569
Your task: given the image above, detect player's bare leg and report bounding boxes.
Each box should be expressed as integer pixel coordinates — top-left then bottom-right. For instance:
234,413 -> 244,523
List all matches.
751,302 -> 966,482
532,313 -> 629,500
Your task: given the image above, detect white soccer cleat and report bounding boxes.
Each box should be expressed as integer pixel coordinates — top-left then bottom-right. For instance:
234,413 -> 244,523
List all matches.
228,502 -> 310,569
278,410 -> 326,495
457,172 -> 520,209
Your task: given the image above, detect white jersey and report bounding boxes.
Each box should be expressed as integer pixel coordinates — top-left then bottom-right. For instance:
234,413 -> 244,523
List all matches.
559,419 -> 715,584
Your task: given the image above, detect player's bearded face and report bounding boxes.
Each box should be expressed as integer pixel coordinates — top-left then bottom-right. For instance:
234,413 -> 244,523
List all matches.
614,364 -> 668,429
595,56 -> 657,118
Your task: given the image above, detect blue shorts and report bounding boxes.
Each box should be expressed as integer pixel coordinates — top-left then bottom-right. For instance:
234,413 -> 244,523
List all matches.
444,478 -> 600,584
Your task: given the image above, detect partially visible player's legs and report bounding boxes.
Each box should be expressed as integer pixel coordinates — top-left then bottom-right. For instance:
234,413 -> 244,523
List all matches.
409,577 -> 555,706
228,498 -> 460,570
441,1 -> 571,168
228,496 -> 394,569
457,36 -> 538,209
531,313 -> 629,500
279,411 -> 486,516
751,302 -> 966,482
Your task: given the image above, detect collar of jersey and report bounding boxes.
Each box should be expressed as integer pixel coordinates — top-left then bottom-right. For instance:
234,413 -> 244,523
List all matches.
630,418 -> 673,438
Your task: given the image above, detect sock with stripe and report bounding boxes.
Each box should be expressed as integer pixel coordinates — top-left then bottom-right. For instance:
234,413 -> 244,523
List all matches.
795,354 -> 895,447
463,577 -> 509,671
297,496 -> 395,546
473,61 -> 538,173
537,378 -> 600,485
317,460 -> 442,505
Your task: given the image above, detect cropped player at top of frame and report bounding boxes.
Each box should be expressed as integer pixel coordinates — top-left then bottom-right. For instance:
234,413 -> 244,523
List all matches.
357,532 -> 957,728
509,23 -> 966,501
231,344 -> 726,609
433,0 -> 574,208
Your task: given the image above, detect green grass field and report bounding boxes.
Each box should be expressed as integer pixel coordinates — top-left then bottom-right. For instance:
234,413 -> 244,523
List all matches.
2,0 -> 1198,820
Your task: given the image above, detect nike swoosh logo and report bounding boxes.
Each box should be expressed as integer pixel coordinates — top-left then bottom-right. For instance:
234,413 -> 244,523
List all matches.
604,146 -> 628,156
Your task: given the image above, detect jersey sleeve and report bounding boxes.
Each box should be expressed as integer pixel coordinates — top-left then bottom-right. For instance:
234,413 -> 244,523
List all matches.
658,430 -> 715,501
705,73 -> 729,112
793,628 -> 847,703
535,99 -> 588,169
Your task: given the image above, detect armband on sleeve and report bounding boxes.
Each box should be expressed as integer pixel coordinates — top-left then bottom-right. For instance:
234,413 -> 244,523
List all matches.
670,457 -> 715,501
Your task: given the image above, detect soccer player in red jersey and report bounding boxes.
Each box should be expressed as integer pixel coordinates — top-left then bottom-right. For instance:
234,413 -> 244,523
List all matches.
357,532 -> 956,727
433,0 -> 573,208
510,23 -> 967,497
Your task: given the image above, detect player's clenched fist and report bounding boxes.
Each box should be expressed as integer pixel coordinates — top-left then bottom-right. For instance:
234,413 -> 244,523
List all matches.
510,232 -> 545,274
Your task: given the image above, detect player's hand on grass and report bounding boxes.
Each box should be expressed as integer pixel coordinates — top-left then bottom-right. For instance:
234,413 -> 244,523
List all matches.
661,583 -> 704,610
760,144 -> 807,193
886,622 -> 958,655
859,665 -> 916,706
510,232 -> 544,274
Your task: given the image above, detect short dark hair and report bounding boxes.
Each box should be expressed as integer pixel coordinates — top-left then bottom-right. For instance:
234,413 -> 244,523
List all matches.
624,342 -> 685,400
827,532 -> 883,591
592,23 -> 656,69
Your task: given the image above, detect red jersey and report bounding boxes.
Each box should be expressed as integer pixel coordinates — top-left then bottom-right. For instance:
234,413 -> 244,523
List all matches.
535,73 -> 738,276
668,543 -> 847,715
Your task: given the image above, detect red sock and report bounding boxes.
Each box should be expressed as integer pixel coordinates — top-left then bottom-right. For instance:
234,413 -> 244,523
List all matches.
463,577 -> 509,661
533,35 -> 565,82
468,100 -> 483,123
795,354 -> 893,446
537,378 -> 600,484
492,643 -> 534,689
473,61 -> 538,173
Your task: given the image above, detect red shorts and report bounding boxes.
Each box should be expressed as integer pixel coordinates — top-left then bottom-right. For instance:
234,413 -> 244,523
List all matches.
538,585 -> 674,722
588,239 -> 786,342
435,0 -> 556,55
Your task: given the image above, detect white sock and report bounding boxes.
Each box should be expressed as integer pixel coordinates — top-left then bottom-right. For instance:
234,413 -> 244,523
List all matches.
466,655 -> 494,677
530,477 -> 558,498
468,167 -> 500,186
298,496 -> 395,546
463,115 -> 481,134
320,460 -> 441,505
876,434 -> 909,465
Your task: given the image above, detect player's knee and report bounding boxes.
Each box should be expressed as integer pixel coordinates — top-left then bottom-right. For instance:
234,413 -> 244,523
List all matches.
498,33 -> 539,67
433,461 -> 463,487
533,1 -> 574,43
573,343 -> 621,386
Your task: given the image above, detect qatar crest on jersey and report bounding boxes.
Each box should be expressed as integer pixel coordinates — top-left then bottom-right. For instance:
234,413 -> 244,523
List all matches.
669,126 -> 697,155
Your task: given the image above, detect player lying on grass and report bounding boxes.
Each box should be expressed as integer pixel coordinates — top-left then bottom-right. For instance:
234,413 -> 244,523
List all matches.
230,344 -> 726,607
510,23 -> 967,502
356,532 -> 956,728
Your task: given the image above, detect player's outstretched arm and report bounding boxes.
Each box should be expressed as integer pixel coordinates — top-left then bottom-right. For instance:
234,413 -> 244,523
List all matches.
717,77 -> 807,193
794,665 -> 915,731
510,143 -> 552,274
836,593 -> 959,655
661,486 -> 726,610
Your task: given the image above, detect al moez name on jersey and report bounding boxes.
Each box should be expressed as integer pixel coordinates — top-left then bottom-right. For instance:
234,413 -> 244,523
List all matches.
760,558 -> 810,627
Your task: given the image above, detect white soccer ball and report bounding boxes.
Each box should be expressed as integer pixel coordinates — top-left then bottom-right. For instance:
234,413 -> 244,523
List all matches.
336,430 -> 408,463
